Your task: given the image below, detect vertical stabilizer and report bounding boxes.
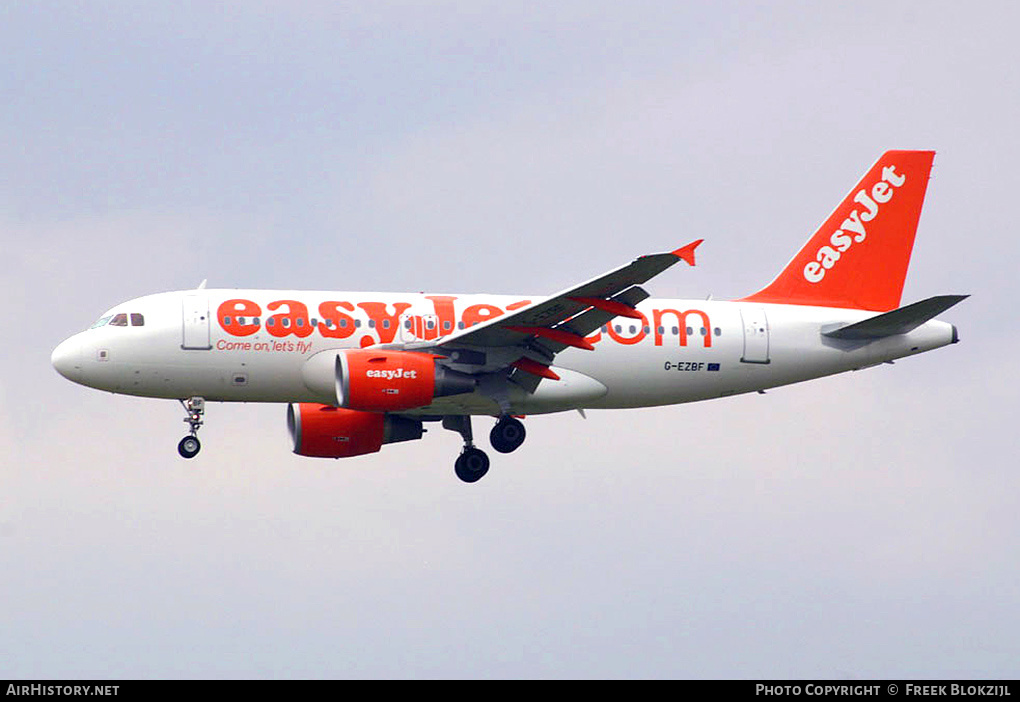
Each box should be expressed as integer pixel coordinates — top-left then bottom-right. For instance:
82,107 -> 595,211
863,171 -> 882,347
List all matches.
741,150 -> 935,311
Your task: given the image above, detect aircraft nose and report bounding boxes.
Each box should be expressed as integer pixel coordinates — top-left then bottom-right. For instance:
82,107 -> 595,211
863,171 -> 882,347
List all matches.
51,336 -> 83,381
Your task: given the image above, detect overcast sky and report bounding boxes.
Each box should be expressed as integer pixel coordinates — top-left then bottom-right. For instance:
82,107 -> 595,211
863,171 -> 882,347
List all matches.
2,1 -> 1018,679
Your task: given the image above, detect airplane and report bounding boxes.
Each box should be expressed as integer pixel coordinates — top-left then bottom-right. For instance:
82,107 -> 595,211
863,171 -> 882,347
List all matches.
51,150 -> 966,482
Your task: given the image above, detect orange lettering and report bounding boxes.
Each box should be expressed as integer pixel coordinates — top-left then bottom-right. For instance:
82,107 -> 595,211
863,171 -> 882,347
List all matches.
267,300 -> 313,338
318,301 -> 357,339
357,301 -> 412,344
425,295 -> 458,336
218,299 -> 262,337
606,312 -> 648,345
462,304 -> 504,328
652,309 -> 712,347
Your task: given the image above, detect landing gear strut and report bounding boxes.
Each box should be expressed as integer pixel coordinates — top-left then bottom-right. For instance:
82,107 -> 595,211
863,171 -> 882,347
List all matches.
178,397 -> 205,459
490,415 -> 526,454
444,415 -> 490,483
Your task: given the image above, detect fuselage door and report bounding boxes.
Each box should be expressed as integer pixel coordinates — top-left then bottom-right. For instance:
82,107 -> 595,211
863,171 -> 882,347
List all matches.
181,295 -> 212,350
399,314 -> 415,342
740,307 -> 770,364
399,313 -> 439,342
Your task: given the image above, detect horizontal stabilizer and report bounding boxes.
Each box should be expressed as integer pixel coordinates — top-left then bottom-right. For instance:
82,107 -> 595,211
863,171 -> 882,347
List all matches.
822,295 -> 968,340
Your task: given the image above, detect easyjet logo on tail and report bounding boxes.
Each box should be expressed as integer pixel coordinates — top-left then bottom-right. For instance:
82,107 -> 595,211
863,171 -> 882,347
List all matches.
804,165 -> 906,284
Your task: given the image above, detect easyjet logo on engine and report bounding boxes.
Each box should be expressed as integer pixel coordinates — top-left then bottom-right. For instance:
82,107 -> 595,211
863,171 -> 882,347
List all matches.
366,368 -> 418,380
803,165 -> 906,284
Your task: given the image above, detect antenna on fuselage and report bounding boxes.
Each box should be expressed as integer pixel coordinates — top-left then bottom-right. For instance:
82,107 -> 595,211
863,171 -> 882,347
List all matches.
197,279 -> 207,290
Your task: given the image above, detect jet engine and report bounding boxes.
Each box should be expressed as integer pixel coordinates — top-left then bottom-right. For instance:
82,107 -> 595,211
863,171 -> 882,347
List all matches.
287,403 -> 424,458
334,349 -> 475,412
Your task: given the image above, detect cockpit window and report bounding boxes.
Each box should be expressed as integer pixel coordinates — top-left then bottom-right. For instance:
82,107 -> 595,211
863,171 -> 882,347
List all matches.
89,311 -> 144,330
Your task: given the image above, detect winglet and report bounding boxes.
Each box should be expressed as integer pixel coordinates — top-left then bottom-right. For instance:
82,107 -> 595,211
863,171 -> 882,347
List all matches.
672,239 -> 703,266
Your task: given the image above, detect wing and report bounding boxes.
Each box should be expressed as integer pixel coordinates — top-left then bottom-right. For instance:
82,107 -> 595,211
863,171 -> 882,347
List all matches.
394,240 -> 703,397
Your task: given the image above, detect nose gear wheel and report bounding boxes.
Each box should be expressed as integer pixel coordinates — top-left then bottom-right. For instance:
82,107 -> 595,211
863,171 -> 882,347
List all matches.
177,397 -> 205,459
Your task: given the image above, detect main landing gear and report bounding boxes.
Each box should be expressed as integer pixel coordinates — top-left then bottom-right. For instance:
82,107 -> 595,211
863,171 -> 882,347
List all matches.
455,447 -> 490,484
177,396 -> 205,459
490,415 -> 526,454
444,415 -> 527,483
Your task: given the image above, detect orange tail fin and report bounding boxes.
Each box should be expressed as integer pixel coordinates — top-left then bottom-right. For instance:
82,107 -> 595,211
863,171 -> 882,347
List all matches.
741,150 -> 935,312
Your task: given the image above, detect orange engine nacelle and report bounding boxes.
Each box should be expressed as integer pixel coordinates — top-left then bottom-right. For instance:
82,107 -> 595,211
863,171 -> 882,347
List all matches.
336,349 -> 475,412
287,403 -> 424,458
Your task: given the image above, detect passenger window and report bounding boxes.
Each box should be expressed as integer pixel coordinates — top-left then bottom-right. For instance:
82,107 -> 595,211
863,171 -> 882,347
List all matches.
110,313 -> 128,327
130,313 -> 144,326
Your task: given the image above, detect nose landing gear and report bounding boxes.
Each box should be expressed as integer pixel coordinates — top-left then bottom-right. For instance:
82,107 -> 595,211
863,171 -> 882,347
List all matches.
177,397 -> 205,459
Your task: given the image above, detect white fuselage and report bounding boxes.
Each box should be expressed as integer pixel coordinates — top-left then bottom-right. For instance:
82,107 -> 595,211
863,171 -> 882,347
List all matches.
51,289 -> 957,415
